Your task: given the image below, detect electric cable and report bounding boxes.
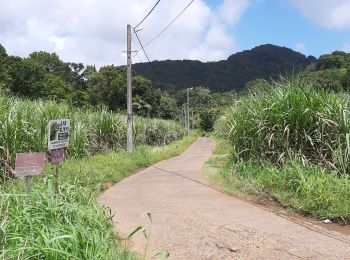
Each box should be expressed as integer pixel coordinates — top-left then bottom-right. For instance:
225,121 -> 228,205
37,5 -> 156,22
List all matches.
143,0 -> 194,48
134,0 -> 161,29
133,28 -> 152,63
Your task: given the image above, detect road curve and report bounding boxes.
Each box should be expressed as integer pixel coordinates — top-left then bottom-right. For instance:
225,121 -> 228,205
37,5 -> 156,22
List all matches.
99,137 -> 350,259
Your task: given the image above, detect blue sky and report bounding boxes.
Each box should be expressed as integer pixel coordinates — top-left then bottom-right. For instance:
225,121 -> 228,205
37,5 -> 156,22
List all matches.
206,0 -> 350,58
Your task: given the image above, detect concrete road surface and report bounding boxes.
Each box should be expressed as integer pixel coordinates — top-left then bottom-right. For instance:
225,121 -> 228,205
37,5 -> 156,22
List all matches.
99,137 -> 350,259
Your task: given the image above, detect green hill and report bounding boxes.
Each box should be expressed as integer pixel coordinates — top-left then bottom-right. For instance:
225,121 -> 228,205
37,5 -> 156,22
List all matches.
133,44 -> 316,92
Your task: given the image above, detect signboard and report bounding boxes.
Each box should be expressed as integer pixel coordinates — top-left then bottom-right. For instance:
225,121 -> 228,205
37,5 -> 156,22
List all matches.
50,149 -> 65,164
48,119 -> 70,150
15,153 -> 46,177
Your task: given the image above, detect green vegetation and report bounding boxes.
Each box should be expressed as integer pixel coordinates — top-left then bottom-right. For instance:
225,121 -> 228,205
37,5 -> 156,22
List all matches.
216,79 -> 350,173
0,90 -> 183,180
206,152 -> 350,219
1,134 -> 197,259
134,44 -> 315,92
2,37 -> 350,257
0,44 -> 179,119
213,79 -> 350,220
299,50 -> 350,91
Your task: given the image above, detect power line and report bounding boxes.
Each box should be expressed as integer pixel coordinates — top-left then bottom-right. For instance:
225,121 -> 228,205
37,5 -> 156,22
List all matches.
133,29 -> 159,76
134,0 -> 161,29
143,0 -> 194,48
133,28 -> 152,63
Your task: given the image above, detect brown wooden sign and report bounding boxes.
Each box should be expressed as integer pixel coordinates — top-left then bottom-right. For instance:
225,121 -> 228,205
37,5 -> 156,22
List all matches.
15,153 -> 46,177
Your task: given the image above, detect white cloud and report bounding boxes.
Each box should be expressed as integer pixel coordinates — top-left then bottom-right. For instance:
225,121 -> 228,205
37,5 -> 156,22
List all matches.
295,42 -> 306,53
0,0 -> 252,67
290,0 -> 350,30
218,0 -> 252,25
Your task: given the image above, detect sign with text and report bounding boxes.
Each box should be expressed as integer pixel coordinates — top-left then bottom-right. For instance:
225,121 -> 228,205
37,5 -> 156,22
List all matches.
15,153 -> 46,177
50,149 -> 65,164
48,119 -> 70,150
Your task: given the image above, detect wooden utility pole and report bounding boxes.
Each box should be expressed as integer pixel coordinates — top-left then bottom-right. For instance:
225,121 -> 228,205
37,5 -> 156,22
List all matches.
191,108 -> 194,129
126,24 -> 133,152
181,104 -> 185,128
186,88 -> 190,135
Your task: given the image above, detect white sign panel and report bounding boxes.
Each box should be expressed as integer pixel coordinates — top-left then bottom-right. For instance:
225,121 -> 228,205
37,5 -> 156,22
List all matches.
48,119 -> 70,150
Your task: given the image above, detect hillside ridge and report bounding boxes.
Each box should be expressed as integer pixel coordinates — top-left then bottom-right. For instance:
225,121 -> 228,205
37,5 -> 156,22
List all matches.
133,44 -> 316,92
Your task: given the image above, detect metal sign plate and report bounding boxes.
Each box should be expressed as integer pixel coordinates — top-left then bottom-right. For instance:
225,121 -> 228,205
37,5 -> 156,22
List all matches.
15,153 -> 46,177
50,149 -> 65,164
48,119 -> 70,150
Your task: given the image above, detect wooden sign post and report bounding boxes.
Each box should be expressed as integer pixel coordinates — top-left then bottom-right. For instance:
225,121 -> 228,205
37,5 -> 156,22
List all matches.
48,148 -> 66,194
48,119 -> 70,194
15,153 -> 46,193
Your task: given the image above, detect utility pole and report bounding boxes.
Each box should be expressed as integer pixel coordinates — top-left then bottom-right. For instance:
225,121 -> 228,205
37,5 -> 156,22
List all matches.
126,24 -> 133,152
181,104 -> 185,128
186,88 -> 190,135
191,108 -> 194,129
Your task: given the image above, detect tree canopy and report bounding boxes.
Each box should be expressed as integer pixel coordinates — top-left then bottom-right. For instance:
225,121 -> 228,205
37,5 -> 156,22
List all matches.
299,51 -> 350,90
0,45 -> 179,119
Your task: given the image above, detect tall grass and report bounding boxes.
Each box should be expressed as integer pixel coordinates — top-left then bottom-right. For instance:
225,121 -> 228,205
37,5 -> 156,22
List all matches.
0,91 -> 183,180
0,181 -> 134,259
213,78 -> 350,219
216,79 -> 350,174
0,132 -> 197,259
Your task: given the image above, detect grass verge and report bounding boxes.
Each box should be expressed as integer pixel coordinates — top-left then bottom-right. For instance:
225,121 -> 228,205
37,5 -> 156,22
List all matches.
0,134 -> 198,259
205,139 -> 350,222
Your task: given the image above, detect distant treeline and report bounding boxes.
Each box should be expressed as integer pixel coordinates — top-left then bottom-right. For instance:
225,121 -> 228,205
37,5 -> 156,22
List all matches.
0,44 -> 179,119
0,43 -> 236,126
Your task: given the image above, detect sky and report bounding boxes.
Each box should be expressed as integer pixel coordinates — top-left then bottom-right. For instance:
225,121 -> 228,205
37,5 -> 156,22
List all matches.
0,0 -> 350,67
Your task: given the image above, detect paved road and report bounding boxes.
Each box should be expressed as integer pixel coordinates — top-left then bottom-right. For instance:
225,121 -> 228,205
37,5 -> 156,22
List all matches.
99,137 -> 350,259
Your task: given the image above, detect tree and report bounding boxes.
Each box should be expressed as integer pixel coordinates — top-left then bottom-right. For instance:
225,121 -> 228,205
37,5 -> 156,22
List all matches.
88,65 -> 126,110
41,73 -> 71,100
71,90 -> 90,108
342,68 -> 350,90
29,51 -> 63,74
0,43 -> 7,57
316,52 -> 349,70
199,109 -> 217,132
159,93 -> 178,119
6,57 -> 46,97
29,51 -> 86,91
175,86 -> 213,114
0,47 -> 10,89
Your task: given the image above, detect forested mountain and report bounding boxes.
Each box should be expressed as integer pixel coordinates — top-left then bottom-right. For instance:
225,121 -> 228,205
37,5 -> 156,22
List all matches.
133,44 -> 316,92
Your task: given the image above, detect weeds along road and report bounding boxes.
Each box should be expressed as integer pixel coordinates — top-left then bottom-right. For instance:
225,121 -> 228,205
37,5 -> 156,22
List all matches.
99,137 -> 350,259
